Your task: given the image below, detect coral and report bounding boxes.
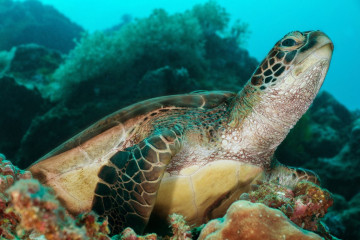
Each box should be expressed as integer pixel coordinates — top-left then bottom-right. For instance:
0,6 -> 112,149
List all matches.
7,179 -> 110,239
244,179 -> 333,232
198,200 -> 323,240
191,0 -> 229,35
49,7 -> 205,101
0,155 -> 110,239
0,154 -> 31,239
48,1 -> 251,101
291,181 -> 333,230
117,228 -> 157,240
168,213 -> 192,240
0,154 -> 32,192
75,212 -> 111,240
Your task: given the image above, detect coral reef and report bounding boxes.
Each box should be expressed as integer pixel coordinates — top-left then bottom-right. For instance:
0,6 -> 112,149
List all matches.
0,0 -> 83,53
0,154 -> 32,192
198,200 -> 323,240
0,154 -> 31,239
48,0 -> 253,101
0,155 -> 110,239
7,179 -> 110,239
242,179 -> 333,232
49,7 -> 206,101
0,1 -> 358,238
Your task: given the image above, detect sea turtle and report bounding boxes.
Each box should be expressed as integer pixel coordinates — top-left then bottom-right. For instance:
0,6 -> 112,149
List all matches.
28,30 -> 333,234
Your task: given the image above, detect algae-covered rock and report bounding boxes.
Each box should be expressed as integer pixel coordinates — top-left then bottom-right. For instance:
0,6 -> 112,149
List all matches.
0,0 -> 83,53
304,118 -> 360,200
325,193 -> 360,240
138,66 -> 199,99
0,76 -> 47,161
7,44 -> 63,86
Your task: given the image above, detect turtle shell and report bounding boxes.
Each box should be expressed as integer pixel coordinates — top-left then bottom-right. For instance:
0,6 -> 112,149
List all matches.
28,91 -> 238,216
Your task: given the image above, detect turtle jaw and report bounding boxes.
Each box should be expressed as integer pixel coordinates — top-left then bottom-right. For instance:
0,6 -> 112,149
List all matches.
293,31 -> 333,66
289,37 -> 333,92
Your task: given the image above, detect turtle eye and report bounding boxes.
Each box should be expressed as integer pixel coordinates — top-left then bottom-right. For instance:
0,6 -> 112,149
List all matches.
281,38 -> 297,47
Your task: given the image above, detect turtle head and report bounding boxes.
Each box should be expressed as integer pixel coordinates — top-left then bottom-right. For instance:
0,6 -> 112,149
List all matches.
228,31 -> 333,155
251,30 -> 333,91
248,30 -> 333,127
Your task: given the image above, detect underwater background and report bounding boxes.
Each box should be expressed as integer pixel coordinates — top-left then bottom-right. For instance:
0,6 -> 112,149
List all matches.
0,0 -> 359,239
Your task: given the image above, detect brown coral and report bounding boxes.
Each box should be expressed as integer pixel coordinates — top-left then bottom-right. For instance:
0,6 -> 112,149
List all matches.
0,154 -> 32,193
168,213 -> 192,240
0,154 -> 32,239
119,227 -> 158,240
246,179 -> 333,231
198,200 -> 323,240
7,179 -> 111,239
0,154 -> 110,239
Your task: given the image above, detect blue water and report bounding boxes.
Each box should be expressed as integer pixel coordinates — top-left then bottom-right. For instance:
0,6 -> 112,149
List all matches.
33,0 -> 360,110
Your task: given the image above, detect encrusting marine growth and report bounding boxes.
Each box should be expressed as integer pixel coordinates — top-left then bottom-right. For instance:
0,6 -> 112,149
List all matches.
0,154 -> 110,239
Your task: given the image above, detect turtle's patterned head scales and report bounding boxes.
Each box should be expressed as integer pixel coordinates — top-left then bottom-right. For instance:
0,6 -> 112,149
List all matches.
250,30 -> 333,90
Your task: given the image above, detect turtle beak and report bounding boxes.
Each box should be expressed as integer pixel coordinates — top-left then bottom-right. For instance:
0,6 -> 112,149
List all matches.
312,31 -> 334,51
295,31 -> 334,65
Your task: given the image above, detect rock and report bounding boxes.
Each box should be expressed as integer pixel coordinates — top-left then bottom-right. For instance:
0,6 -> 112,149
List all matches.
304,123 -> 342,158
0,0 -> 84,53
0,44 -> 63,95
198,200 -> 323,240
277,91 -> 353,165
310,91 -> 352,130
0,76 -> 47,161
7,44 -> 63,85
325,193 -> 360,240
137,66 -> 199,99
303,91 -> 352,159
349,118 -> 360,155
304,118 -> 360,199
202,33 -> 258,91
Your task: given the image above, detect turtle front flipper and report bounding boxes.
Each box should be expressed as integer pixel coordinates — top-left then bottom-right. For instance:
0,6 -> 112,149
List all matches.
92,127 -> 183,234
269,161 -> 321,186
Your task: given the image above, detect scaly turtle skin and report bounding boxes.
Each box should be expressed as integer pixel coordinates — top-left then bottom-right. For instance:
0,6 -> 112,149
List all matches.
28,30 -> 333,234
